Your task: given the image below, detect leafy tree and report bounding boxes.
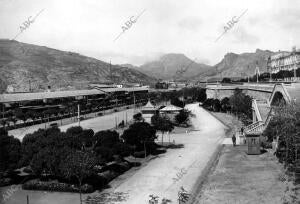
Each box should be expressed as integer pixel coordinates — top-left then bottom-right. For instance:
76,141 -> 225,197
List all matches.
14,108 -> 27,123
264,104 -> 300,167
26,110 -> 37,121
78,129 -> 94,149
133,112 -> 144,122
93,130 -> 119,148
196,88 -> 207,103
221,78 -> 231,83
0,78 -> 7,94
21,127 -> 81,174
0,129 -> 21,172
171,97 -> 184,108
60,151 -> 97,204
151,114 -> 174,145
122,122 -> 157,153
175,109 -> 191,126
221,97 -> 231,112
212,99 -> 221,112
229,88 -> 252,118
202,98 -> 214,110
0,119 -> 7,129
66,126 -> 83,136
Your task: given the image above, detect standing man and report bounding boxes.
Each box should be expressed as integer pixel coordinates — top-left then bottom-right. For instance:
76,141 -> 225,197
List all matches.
232,134 -> 236,146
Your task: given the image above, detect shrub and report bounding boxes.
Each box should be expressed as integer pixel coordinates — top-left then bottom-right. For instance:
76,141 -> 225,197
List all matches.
133,151 -> 146,158
0,178 -> 12,187
22,179 -> 94,193
175,109 -> 190,126
112,143 -> 133,157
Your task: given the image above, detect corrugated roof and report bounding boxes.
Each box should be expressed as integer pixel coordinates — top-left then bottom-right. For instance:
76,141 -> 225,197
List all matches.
160,105 -> 183,112
0,87 -> 149,103
98,87 -> 148,93
0,89 -> 105,103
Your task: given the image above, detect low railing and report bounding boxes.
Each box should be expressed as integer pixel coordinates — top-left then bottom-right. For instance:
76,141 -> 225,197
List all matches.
252,99 -> 263,122
244,121 -> 263,131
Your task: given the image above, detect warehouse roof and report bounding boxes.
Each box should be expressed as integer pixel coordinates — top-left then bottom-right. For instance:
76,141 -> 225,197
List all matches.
0,89 -> 105,103
0,87 -> 149,103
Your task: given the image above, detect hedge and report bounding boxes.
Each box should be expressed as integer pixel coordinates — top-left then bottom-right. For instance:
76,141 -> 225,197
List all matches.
22,179 -> 94,193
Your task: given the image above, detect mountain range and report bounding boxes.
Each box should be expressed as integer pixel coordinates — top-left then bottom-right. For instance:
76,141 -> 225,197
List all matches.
0,39 -> 277,93
133,49 -> 275,81
0,40 -> 154,93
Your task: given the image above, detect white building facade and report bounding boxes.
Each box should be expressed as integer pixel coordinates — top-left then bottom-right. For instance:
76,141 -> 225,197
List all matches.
267,48 -> 300,74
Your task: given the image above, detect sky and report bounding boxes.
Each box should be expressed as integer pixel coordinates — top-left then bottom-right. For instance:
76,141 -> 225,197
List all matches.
0,0 -> 299,66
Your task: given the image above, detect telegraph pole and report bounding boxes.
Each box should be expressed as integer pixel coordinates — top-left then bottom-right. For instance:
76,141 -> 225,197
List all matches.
77,104 -> 80,126
255,61 -> 260,83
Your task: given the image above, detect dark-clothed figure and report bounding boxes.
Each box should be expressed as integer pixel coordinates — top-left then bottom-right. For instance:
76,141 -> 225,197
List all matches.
232,134 -> 236,146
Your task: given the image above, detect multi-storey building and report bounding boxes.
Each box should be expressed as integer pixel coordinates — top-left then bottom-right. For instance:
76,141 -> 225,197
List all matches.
267,47 -> 300,74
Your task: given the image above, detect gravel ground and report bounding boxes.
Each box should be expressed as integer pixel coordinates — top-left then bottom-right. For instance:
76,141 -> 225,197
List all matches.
191,145 -> 298,204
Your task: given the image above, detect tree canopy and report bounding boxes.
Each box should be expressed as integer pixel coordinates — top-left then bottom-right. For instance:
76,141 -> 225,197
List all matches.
122,122 -> 157,150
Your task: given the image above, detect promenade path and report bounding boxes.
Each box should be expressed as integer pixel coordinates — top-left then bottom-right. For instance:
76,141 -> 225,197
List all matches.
106,103 -> 227,203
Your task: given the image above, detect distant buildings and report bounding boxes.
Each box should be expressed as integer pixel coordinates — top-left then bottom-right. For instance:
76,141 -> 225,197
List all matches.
155,81 -> 168,89
267,47 -> 300,74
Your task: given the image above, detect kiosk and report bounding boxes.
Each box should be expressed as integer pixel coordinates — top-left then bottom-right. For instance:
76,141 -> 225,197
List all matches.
246,133 -> 261,155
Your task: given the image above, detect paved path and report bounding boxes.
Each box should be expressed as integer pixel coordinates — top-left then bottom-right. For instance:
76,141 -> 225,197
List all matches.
106,103 -> 227,203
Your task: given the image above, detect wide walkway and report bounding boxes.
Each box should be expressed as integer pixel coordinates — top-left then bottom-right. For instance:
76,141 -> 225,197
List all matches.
99,103 -> 227,203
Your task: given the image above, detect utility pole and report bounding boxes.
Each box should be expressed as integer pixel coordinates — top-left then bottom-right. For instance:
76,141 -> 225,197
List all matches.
77,104 -> 80,126
293,53 -> 297,81
255,61 -> 260,83
292,46 -> 297,81
133,92 -> 136,110
267,57 -> 272,82
29,80 -> 31,92
110,60 -> 113,83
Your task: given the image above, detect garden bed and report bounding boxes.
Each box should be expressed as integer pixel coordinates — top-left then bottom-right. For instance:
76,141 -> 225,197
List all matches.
22,179 -> 94,193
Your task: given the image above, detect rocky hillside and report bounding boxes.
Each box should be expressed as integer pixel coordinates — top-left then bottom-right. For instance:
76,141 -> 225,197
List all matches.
0,40 -> 154,93
194,49 -> 275,80
138,54 -> 212,80
134,50 -> 275,81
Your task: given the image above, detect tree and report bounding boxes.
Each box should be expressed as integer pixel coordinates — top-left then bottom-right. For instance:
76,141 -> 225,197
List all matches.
93,130 -> 119,148
151,114 -> 174,145
66,126 -> 83,136
133,112 -> 144,122
212,99 -> 221,112
60,151 -> 97,204
196,88 -> 207,103
221,97 -> 231,112
0,129 -> 21,172
221,78 -> 231,83
78,129 -> 94,149
122,122 -> 157,155
171,97 -> 184,108
0,119 -> 7,129
263,104 -> 300,167
14,108 -> 27,123
229,88 -> 252,118
202,98 -> 214,110
175,109 -> 191,126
